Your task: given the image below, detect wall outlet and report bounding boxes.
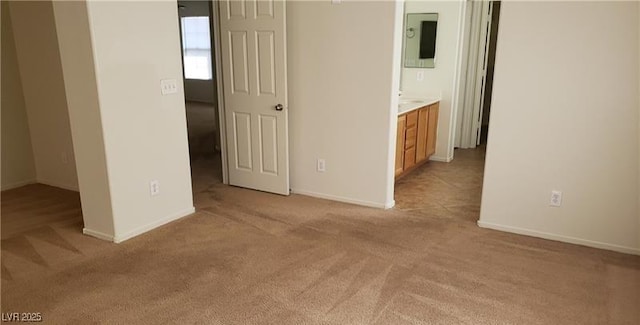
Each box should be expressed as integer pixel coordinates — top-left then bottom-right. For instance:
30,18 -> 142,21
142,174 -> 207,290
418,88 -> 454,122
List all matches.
550,190 -> 562,207
160,79 -> 177,95
150,180 -> 160,196
317,159 -> 326,172
417,71 -> 424,81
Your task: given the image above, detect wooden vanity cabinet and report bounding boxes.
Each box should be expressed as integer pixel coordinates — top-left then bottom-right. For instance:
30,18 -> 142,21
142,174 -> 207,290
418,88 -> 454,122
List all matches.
395,102 -> 439,179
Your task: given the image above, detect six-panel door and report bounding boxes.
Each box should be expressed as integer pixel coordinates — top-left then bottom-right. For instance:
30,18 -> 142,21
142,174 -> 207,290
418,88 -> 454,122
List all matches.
219,0 -> 289,195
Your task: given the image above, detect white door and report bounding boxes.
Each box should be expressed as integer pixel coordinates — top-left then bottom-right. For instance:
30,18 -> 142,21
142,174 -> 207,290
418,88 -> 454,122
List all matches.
218,0 -> 289,195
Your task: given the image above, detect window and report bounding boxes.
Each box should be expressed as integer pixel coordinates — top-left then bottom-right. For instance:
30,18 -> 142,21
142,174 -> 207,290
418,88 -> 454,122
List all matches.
181,17 -> 212,80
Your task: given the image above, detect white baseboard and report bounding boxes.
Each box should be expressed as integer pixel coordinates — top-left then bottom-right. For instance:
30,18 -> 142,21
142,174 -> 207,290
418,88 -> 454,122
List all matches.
430,155 -> 453,163
37,178 -> 79,192
477,221 -> 640,256
1,179 -> 36,191
291,189 -> 390,209
384,199 -> 396,209
113,207 -> 196,243
83,228 -> 115,242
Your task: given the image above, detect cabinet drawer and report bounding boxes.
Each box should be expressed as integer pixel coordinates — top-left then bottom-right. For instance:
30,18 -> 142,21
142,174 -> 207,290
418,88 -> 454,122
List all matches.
404,148 -> 416,169
405,127 -> 417,149
406,110 -> 418,127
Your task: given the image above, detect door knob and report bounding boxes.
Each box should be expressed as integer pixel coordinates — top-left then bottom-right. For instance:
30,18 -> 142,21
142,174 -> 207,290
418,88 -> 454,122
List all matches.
275,104 -> 284,111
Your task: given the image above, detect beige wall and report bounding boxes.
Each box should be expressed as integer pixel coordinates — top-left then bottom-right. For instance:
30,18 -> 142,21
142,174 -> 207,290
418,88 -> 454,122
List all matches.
85,0 -> 194,242
401,0 -> 462,162
9,0 -> 78,191
53,0 -> 115,238
54,0 -> 195,242
287,0 -> 401,208
1,1 -> 36,190
479,1 -> 640,254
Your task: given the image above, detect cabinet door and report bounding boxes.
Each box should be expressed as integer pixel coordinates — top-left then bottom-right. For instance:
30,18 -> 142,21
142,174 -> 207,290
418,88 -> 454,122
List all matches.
416,106 -> 429,162
426,103 -> 439,157
395,115 -> 406,176
404,148 -> 416,169
405,126 -> 417,149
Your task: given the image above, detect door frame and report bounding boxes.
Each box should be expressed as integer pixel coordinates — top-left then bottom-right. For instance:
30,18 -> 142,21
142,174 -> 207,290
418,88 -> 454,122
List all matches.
210,0 -> 228,184
470,1 -> 493,147
453,0 -> 494,149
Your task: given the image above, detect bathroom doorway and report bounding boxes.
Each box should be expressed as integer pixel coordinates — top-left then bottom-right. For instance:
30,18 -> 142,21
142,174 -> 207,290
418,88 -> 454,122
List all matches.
394,1 -> 501,223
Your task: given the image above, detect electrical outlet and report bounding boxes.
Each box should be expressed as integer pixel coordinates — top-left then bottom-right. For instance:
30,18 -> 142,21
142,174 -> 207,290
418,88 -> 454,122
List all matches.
550,190 -> 562,207
317,159 -> 326,172
160,79 -> 178,95
150,180 -> 160,196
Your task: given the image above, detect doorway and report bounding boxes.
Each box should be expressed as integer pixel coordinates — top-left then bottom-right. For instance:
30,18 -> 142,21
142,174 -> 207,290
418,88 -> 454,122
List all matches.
394,1 -> 501,223
454,1 -> 500,149
479,2 -> 500,145
176,0 -> 224,201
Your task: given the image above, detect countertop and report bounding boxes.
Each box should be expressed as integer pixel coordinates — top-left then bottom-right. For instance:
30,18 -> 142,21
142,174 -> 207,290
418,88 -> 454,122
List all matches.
398,97 -> 440,115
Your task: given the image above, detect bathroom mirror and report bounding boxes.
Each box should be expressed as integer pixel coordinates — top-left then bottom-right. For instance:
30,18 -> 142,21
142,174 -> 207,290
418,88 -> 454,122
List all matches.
404,13 -> 438,68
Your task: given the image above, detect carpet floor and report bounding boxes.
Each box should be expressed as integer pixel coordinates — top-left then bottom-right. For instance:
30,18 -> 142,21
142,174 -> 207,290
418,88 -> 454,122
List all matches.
1,147 -> 639,324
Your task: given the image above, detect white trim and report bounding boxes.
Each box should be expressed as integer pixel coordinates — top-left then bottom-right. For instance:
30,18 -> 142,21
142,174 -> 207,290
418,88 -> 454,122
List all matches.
291,189 -> 390,209
384,199 -> 396,209
1,179 -> 37,191
457,0 -> 487,150
83,228 -> 114,242
113,207 -> 196,243
36,179 -> 79,192
429,155 -> 453,163
386,0 -> 405,213
452,0 -> 471,150
211,1 -> 228,185
460,1 -> 480,149
470,1 -> 492,148
477,221 -> 640,256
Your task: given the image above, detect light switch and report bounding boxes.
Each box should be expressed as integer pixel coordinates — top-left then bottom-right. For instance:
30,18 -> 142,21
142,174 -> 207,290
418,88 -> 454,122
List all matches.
160,79 -> 178,95
417,71 -> 424,81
